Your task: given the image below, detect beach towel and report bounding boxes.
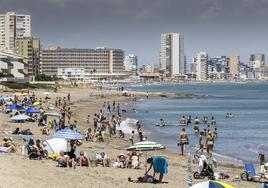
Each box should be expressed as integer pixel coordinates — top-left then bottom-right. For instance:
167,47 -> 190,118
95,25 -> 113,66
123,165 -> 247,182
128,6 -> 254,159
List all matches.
0,147 -> 8,153
153,156 -> 168,174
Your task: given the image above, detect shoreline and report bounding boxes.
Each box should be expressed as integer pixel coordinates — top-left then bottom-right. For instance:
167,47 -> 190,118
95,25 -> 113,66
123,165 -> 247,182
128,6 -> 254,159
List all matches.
0,85 -> 260,187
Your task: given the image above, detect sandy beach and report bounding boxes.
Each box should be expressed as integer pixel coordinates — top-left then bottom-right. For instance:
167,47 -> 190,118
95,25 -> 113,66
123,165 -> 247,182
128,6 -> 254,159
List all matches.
0,85 -> 262,188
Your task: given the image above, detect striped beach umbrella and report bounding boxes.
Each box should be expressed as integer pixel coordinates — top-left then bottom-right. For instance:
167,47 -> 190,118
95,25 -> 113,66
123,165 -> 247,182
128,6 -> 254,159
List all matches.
53,129 -> 85,140
127,141 -> 165,172
11,114 -> 31,121
190,180 -> 234,188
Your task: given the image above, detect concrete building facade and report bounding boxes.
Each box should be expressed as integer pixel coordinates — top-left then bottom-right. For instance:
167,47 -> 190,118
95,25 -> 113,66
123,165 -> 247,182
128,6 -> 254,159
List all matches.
0,12 -> 31,53
193,52 -> 209,81
0,51 -> 27,81
41,47 -> 125,80
159,32 -> 185,77
124,54 -> 138,75
229,53 -> 240,79
15,37 -> 40,77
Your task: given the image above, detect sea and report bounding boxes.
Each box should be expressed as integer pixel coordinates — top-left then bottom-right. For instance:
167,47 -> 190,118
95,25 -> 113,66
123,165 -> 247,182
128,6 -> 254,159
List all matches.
118,82 -> 268,164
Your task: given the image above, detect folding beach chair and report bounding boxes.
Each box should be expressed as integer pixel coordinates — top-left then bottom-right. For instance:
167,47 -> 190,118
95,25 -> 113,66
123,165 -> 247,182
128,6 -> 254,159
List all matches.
241,163 -> 261,182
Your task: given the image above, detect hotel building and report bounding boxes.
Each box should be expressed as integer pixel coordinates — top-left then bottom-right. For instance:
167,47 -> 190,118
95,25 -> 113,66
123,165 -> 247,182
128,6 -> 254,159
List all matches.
41,47 -> 125,80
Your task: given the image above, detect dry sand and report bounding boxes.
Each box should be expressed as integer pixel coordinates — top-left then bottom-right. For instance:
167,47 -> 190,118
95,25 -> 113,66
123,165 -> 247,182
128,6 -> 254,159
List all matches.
0,86 -> 261,188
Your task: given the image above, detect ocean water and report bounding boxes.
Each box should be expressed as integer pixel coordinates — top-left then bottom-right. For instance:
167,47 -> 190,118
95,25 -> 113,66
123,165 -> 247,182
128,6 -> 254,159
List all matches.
121,82 -> 268,163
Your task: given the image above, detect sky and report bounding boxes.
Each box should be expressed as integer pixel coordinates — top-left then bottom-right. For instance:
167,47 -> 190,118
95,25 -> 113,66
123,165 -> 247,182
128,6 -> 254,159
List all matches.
1,0 -> 268,66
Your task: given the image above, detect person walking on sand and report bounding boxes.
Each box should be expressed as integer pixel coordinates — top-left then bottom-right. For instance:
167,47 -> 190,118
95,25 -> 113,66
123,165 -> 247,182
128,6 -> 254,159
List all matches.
178,128 -> 189,155
67,93 -> 70,102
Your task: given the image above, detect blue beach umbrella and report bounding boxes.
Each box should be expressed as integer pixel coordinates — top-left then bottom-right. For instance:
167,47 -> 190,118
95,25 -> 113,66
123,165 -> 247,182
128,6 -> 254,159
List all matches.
11,114 -> 31,121
7,104 -> 23,110
24,107 -> 40,113
53,129 -> 85,140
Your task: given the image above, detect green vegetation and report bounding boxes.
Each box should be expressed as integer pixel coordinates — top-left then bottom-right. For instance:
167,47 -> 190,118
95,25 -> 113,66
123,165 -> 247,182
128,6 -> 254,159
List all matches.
35,74 -> 54,81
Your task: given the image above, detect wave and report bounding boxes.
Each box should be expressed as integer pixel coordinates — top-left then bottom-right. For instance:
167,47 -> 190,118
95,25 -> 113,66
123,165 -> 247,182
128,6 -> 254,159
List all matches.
192,146 -> 243,164
118,118 -> 138,134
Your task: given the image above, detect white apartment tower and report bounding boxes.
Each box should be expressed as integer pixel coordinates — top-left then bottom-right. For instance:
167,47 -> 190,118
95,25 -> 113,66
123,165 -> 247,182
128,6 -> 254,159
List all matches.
124,54 -> 138,75
194,52 -> 209,81
159,32 -> 185,77
0,12 -> 31,53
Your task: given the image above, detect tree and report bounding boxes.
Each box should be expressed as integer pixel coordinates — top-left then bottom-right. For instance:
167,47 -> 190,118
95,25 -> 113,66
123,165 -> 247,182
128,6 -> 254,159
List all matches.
35,74 -> 54,81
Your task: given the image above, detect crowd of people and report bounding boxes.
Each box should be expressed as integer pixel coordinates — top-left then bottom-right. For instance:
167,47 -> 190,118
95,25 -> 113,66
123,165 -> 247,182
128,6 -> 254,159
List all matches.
0,89 -> 169,183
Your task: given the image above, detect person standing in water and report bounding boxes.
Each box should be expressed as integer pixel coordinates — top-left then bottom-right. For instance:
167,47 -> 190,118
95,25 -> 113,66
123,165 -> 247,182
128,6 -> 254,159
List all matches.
159,118 -> 165,127
206,131 -> 214,159
178,128 -> 189,155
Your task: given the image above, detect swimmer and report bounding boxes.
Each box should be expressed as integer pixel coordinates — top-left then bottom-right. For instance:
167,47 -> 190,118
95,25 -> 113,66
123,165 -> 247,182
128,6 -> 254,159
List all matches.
159,118 -> 165,127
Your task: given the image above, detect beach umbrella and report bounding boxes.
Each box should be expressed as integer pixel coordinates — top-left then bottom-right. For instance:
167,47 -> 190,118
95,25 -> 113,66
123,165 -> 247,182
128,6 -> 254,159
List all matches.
24,107 -> 40,113
0,96 -> 12,101
43,91 -> 50,95
190,180 -> 234,188
127,141 -> 165,172
6,104 -> 23,110
11,114 -> 31,121
44,112 -> 61,117
260,183 -> 268,188
43,138 -> 67,155
127,141 -> 165,151
53,129 -> 85,140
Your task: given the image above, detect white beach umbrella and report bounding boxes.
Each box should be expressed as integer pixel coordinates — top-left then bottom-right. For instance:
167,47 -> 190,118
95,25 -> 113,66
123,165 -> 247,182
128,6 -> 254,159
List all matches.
44,112 -> 61,117
127,141 -> 165,172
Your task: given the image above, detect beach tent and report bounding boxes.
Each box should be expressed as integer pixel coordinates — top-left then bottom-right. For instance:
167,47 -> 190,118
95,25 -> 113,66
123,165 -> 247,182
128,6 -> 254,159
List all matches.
53,129 -> 85,140
24,107 -> 40,113
11,114 -> 31,121
260,183 -> 268,188
6,104 -> 23,110
127,141 -> 165,172
43,138 -> 67,155
190,180 -> 234,188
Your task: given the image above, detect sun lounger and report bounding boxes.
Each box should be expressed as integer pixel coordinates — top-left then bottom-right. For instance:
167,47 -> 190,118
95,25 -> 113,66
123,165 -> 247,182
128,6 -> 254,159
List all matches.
241,163 -> 261,181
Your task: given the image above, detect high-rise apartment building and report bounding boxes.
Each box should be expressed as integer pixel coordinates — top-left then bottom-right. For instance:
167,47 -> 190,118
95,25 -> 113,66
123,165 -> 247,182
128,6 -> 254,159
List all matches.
249,53 -> 265,79
229,53 -> 240,79
249,53 -> 265,70
159,32 -> 185,77
193,52 -> 209,81
41,47 -> 125,80
0,12 -> 31,53
124,54 -> 138,75
15,37 -> 40,77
